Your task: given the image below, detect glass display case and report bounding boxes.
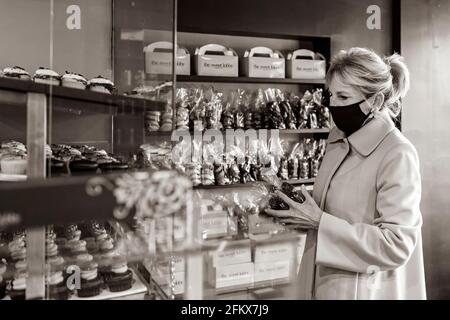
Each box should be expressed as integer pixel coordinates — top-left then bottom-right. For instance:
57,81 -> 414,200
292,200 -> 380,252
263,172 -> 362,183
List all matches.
0,0 -> 330,300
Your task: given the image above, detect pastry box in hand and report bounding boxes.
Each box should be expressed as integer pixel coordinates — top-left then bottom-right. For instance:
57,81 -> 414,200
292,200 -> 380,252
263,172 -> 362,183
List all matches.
241,46 -> 285,78
144,41 -> 191,75
194,44 -> 239,77
286,49 -> 326,79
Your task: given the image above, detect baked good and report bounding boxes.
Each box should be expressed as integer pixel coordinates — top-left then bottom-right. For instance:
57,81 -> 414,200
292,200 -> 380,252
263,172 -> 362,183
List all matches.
104,257 -> 132,292
33,67 -> 60,86
280,182 -> 305,204
47,270 -> 69,300
45,239 -> 59,258
77,261 -> 102,298
61,71 -> 87,90
10,246 -> 26,262
9,270 -> 27,300
87,76 -> 114,94
65,225 -> 82,241
2,66 -> 31,80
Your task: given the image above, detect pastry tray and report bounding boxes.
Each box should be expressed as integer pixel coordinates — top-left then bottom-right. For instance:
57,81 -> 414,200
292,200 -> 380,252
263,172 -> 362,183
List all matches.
70,270 -> 147,300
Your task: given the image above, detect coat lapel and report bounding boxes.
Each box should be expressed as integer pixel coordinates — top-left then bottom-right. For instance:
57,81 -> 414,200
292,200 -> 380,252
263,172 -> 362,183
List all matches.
318,140 -> 350,210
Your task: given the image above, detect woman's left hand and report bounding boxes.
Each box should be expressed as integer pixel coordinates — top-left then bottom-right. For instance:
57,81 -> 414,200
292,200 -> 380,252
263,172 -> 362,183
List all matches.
266,185 -> 324,230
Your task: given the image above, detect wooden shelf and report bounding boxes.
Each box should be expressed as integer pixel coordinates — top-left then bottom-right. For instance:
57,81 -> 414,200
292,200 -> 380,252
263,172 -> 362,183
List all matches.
0,77 -> 167,114
176,75 -> 325,85
193,178 -> 315,190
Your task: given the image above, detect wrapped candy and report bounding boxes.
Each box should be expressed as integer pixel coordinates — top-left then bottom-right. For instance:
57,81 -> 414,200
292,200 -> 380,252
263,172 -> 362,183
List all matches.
312,88 -> 331,129
288,143 -> 300,180
278,157 -> 289,180
265,88 -> 285,129
202,142 -> 216,186
234,89 -> 246,129
221,102 -> 234,129
308,105 -> 319,129
175,88 -> 190,130
214,155 -> 229,186
298,141 -> 310,180
277,89 -> 297,130
243,92 -> 253,130
228,157 -> 241,184
205,88 -> 223,130
189,87 -> 207,131
239,156 -> 254,184
251,89 -> 266,129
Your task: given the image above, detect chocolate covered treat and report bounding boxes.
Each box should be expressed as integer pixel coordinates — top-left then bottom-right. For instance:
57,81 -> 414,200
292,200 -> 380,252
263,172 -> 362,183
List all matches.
281,182 -> 305,204
278,157 -> 289,180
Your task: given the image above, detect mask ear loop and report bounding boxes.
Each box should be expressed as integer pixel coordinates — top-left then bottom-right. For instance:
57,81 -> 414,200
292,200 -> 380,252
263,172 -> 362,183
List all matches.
362,96 -> 378,126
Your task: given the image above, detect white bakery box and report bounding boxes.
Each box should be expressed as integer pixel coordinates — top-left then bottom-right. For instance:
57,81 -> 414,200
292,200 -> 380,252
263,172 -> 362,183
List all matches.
194,44 -> 239,77
241,46 -> 285,78
286,49 -> 326,79
143,41 -> 191,75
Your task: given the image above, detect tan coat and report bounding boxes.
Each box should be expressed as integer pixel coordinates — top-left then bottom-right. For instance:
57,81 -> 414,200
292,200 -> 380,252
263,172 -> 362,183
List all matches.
311,109 -> 427,300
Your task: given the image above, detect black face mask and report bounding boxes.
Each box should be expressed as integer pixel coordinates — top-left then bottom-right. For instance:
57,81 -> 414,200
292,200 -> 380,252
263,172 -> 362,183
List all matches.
327,100 -> 371,137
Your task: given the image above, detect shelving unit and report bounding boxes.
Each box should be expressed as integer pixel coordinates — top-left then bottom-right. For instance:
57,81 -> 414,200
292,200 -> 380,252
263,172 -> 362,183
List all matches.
0,77 -> 167,115
177,75 -> 326,85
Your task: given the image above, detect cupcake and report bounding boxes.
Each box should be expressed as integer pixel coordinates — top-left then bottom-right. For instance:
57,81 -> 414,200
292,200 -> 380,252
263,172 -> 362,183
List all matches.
97,238 -> 116,277
87,76 -> 114,94
66,240 -> 87,265
9,270 -> 27,300
8,238 -> 25,253
45,240 -> 59,258
14,259 -> 27,272
10,247 -> 26,262
46,255 -> 65,273
104,257 -> 133,292
33,67 -> 61,86
65,225 -> 82,241
2,66 -> 31,80
77,261 -> 102,298
61,71 -> 88,90
46,270 -> 69,300
68,239 -> 87,256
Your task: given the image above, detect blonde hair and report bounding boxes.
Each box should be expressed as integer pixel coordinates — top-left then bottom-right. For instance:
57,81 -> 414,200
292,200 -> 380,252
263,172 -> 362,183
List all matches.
326,47 -> 410,117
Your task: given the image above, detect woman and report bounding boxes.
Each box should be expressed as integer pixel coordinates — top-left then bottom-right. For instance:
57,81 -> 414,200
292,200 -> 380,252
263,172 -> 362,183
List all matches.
267,48 -> 426,300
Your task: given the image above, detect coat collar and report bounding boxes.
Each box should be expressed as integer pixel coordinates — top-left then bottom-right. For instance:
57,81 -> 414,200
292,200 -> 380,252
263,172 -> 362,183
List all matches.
328,109 -> 396,157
